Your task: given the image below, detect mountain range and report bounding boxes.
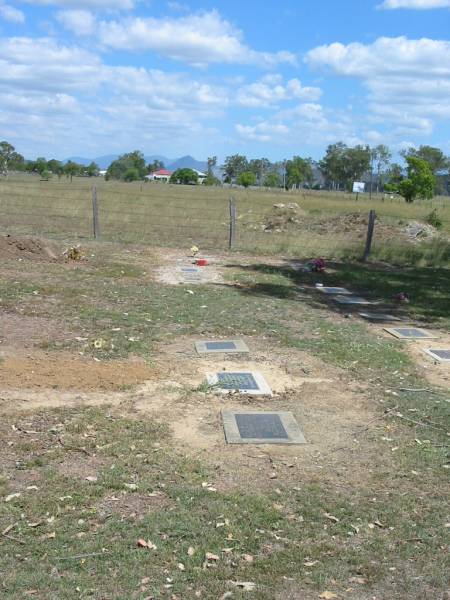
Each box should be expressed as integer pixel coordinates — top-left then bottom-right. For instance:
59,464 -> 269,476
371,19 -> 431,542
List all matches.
66,154 -> 208,172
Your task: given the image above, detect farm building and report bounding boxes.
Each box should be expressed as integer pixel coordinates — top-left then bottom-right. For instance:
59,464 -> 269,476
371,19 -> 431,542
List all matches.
146,169 -> 172,182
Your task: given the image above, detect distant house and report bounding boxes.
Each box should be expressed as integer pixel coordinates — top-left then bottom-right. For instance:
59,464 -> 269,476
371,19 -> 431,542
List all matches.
193,169 -> 207,184
146,169 -> 172,182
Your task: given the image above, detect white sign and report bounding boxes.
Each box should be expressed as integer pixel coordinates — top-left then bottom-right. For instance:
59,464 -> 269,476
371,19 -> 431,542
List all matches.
353,182 -> 365,193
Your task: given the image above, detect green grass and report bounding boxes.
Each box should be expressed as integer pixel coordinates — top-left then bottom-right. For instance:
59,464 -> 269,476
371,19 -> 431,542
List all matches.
1,173 -> 449,266
0,241 -> 449,598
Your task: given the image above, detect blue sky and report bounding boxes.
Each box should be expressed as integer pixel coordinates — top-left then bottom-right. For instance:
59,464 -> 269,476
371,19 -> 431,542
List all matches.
0,0 -> 449,161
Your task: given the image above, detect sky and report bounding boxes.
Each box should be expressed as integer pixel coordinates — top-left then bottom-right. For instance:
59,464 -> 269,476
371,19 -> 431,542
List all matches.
0,0 -> 449,161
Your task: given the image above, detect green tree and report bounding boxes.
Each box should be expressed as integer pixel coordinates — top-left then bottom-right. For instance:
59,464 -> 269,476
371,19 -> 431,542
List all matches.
264,171 -> 281,188
237,171 -> 256,188
397,157 -> 435,203
402,145 -> 448,175
207,156 -> 217,176
371,144 -> 391,192
319,142 -> 347,189
170,168 -> 198,185
286,156 -> 313,189
203,173 -> 221,186
0,141 -> 22,176
64,160 -> 81,182
35,157 -> 48,176
248,158 -> 271,185
47,159 -> 62,174
344,145 -> 371,189
147,159 -> 165,173
107,151 -> 146,180
223,154 -> 248,182
123,167 -> 140,182
40,169 -> 52,181
86,161 -> 100,177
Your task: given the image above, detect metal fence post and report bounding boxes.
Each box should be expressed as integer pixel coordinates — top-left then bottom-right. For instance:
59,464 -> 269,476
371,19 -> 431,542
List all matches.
229,197 -> 236,249
92,186 -> 100,239
362,209 -> 376,261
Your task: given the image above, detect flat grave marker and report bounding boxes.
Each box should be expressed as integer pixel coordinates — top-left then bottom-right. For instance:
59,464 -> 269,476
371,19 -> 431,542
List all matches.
422,348 -> 450,362
206,371 -> 272,396
316,286 -> 351,295
384,327 -> 437,340
195,340 -> 249,354
359,312 -> 403,322
334,295 -> 373,305
222,410 -> 306,444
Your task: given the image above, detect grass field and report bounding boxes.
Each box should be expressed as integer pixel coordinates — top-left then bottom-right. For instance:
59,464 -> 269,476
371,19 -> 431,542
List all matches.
0,175 -> 449,599
1,173 -> 449,265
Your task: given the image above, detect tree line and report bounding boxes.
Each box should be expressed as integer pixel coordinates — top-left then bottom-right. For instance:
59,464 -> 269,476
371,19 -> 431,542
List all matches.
1,140 -> 449,203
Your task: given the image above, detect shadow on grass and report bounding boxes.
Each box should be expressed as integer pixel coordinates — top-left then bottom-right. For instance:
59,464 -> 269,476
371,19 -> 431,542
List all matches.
224,259 -> 450,327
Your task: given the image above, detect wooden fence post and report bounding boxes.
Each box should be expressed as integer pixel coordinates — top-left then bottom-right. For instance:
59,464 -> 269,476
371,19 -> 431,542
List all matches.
92,186 -> 100,239
229,197 -> 236,249
362,209 -> 376,261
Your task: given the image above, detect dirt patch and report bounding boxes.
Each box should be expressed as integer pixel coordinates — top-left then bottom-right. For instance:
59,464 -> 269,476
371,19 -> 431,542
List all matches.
0,312 -> 70,350
0,234 -> 60,262
96,491 -> 173,521
0,352 -> 158,391
57,455 -> 105,480
155,247 -> 224,285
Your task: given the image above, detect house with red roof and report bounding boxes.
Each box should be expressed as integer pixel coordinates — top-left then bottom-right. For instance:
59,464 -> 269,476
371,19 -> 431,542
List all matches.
145,168 -> 172,182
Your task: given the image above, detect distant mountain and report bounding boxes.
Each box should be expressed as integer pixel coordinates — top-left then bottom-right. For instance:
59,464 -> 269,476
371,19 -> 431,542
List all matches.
65,153 -> 206,171
167,155 -> 207,173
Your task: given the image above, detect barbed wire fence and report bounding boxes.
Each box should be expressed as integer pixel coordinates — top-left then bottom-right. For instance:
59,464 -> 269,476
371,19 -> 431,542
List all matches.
0,180 -> 239,250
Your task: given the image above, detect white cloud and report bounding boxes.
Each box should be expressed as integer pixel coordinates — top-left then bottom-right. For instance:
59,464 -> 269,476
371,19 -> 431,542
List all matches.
378,0 -> 450,9
56,10 -> 95,36
0,35 -> 228,157
236,102 -> 366,147
236,74 -> 321,107
96,10 -> 297,67
306,36 -> 450,136
0,4 -> 25,23
23,0 -> 134,8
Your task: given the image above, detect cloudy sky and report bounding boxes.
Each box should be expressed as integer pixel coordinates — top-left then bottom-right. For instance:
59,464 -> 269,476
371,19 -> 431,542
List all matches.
0,0 -> 449,161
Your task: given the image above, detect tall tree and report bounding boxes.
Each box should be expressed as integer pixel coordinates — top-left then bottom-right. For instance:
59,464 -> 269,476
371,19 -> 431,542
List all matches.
223,154 -> 248,182
86,161 -> 100,177
319,142 -> 347,190
402,145 -> 448,175
107,151 -> 146,181
64,160 -> 81,182
285,156 -> 313,189
207,156 -> 217,176
147,159 -> 165,173
0,141 -> 23,176
397,157 -> 435,203
371,145 -> 392,192
248,158 -> 271,185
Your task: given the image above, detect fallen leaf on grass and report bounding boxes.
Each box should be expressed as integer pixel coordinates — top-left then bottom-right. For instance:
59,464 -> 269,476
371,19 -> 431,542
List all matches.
349,576 -> 367,584
243,554 -> 254,563
27,522 -> 43,528
324,513 -> 339,523
41,532 -> 56,540
304,561 -> 318,567
5,493 -> 21,502
205,552 -> 219,561
319,592 -> 338,599
86,476 -> 97,483
177,563 -> 185,571
137,539 -> 157,550
187,546 -> 195,556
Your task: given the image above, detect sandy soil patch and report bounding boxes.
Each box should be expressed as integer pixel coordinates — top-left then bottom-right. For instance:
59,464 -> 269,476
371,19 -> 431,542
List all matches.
0,351 -> 158,391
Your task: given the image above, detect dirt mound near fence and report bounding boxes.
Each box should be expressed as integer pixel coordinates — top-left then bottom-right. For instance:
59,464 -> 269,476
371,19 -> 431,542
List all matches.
0,234 -> 60,262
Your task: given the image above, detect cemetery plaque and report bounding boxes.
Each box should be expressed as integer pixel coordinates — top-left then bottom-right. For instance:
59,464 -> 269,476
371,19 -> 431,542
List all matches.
359,312 -> 402,322
316,286 -> 351,295
222,410 -> 306,444
206,371 -> 272,395
423,348 -> 450,362
384,327 -> 437,340
195,339 -> 249,354
334,295 -> 372,305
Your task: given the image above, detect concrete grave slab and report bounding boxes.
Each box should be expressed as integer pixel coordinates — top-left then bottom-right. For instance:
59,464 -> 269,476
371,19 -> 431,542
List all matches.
423,348 -> 450,362
195,340 -> 249,354
316,285 -> 351,295
222,410 -> 306,444
384,327 -> 437,340
359,312 -> 403,322
334,295 -> 373,305
206,371 -> 272,396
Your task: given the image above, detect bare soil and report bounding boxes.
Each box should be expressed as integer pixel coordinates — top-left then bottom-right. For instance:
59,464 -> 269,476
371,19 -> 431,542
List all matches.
0,234 -> 60,261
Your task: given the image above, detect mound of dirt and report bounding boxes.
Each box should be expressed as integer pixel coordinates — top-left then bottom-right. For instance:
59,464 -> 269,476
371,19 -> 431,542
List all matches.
0,234 -> 59,261
263,203 -> 307,232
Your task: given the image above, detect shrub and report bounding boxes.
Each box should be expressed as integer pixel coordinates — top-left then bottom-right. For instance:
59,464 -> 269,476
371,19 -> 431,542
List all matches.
425,208 -> 443,230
